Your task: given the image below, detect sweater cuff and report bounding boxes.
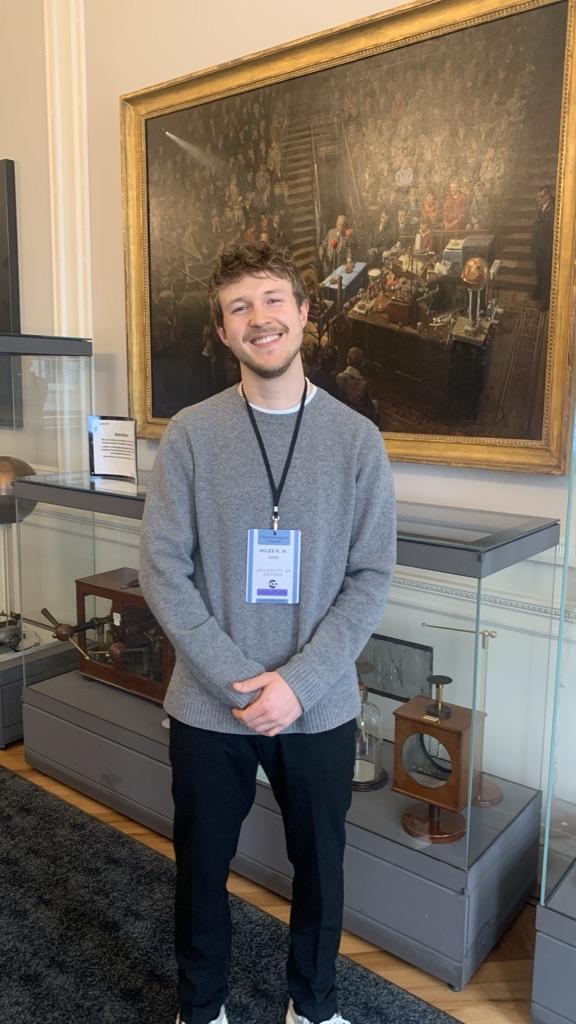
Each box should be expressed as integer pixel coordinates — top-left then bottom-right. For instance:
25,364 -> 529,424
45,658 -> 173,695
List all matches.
278,657 -> 323,712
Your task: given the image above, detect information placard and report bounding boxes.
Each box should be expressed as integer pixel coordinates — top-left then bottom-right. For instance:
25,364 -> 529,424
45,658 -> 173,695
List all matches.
88,415 -> 137,480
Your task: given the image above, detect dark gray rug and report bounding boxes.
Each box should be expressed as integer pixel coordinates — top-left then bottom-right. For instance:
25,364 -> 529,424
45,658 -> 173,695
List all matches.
0,766 -> 458,1024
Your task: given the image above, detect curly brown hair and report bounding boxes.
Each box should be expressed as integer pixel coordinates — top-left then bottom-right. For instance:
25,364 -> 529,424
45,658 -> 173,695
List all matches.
209,242 -> 306,329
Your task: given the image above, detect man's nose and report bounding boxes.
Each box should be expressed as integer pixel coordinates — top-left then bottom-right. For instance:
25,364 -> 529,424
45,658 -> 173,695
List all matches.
249,304 -> 273,326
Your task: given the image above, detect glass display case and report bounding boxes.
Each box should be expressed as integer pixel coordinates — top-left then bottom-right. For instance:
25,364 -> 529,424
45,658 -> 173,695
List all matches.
14,471 -> 175,837
0,335 -> 92,746
532,426 -> 576,1024
15,473 -> 145,689
13,475 -> 561,989
348,503 -> 560,873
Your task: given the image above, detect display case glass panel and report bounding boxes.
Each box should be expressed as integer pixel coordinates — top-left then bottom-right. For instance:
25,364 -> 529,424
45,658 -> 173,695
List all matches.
15,476 -> 144,695
0,337 -> 92,663
540,426 -> 576,920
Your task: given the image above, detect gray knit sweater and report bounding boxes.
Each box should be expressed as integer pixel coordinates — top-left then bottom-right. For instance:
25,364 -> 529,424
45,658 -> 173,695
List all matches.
138,384 -> 396,734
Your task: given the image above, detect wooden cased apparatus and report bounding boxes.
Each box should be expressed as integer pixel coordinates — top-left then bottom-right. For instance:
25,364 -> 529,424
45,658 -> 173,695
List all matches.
392,695 -> 484,813
74,567 -> 174,703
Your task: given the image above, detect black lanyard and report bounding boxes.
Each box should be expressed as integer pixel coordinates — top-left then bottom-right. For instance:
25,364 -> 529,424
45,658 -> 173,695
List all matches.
243,380 -> 308,534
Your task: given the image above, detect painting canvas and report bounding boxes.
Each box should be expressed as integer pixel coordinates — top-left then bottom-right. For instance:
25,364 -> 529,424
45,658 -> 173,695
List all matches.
122,0 -> 576,471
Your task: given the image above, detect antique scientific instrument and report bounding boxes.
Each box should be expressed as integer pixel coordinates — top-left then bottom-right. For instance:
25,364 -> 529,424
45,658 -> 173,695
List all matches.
353,682 -> 387,790
41,567 -> 174,703
392,674 -> 484,843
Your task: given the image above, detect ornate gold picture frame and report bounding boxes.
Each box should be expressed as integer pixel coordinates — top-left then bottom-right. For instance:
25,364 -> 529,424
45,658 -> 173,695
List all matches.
121,0 -> 576,472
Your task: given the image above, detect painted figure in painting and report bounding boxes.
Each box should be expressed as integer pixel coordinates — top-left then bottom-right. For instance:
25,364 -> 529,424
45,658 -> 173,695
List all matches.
531,185 -> 555,312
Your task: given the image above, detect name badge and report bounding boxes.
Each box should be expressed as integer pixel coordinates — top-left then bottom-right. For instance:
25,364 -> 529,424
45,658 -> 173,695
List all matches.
246,529 -> 301,604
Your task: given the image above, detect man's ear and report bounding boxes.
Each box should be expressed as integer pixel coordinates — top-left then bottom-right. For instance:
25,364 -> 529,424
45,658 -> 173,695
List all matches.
216,325 -> 229,347
299,299 -> 310,326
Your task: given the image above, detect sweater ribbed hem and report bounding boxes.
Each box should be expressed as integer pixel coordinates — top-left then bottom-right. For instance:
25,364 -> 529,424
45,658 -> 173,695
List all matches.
279,658 -> 331,712
164,687 -> 361,735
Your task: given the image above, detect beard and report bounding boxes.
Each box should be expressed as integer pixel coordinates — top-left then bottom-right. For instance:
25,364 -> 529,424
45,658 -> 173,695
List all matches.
238,346 -> 300,379
236,323 -> 301,379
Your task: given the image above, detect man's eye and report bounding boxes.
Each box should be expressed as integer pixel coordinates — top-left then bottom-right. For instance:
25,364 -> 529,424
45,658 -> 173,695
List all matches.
231,305 -> 247,314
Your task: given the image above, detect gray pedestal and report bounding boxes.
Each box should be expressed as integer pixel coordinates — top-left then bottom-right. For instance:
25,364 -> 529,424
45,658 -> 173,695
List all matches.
532,861 -> 576,1023
0,641 -> 77,748
23,671 -> 540,990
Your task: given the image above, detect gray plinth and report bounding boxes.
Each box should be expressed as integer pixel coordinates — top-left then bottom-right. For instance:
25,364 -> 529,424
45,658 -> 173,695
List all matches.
532,861 -> 576,1023
23,671 -> 540,990
23,672 -> 173,836
0,641 -> 78,748
0,651 -> 25,748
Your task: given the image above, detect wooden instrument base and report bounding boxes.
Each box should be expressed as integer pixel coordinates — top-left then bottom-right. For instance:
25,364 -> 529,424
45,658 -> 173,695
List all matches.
402,802 -> 466,844
473,776 -> 503,807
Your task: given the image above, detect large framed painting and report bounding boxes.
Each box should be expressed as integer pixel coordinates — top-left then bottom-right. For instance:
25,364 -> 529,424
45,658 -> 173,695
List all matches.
121,0 -> 576,472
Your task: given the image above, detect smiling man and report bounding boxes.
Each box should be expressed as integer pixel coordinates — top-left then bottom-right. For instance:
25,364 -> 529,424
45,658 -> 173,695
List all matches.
139,242 -> 396,1024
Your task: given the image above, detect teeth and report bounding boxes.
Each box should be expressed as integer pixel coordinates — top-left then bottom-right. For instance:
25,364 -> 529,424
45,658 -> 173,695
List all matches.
252,334 -> 280,345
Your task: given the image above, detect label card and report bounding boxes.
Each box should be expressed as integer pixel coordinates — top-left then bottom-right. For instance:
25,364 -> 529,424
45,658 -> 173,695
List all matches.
246,529 -> 301,604
88,415 -> 137,480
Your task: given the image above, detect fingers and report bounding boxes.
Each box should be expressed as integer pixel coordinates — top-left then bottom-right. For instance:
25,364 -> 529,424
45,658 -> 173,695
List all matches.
233,679 -> 263,693
232,707 -> 291,735
233,671 -> 277,694
233,708 -> 277,731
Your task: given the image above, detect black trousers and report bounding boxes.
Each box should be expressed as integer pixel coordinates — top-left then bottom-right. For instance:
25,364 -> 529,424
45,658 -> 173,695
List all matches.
169,717 -> 356,1024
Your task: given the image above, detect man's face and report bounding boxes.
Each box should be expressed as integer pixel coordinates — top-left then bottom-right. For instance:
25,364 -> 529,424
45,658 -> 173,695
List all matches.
216,274 -> 309,381
450,183 -> 460,197
537,189 -> 549,209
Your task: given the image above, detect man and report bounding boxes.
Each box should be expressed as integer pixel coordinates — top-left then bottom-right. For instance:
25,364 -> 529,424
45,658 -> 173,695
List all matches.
466,181 -> 491,232
366,209 -> 396,266
318,213 -> 352,276
394,155 -> 414,190
383,207 -> 414,257
269,209 -> 289,249
139,242 -> 396,1024
442,181 -> 468,236
479,145 -> 505,196
336,347 -> 379,425
531,185 -> 554,312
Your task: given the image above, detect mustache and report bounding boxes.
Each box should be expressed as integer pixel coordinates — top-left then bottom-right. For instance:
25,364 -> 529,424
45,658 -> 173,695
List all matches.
243,324 -> 288,343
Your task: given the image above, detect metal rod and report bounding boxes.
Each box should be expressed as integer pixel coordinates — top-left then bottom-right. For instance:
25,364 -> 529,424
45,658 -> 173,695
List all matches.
422,622 -> 497,643
59,633 -> 85,657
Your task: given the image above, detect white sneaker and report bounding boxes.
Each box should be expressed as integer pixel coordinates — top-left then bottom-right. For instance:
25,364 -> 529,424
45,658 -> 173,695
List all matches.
285,998 -> 351,1024
176,1008 -> 228,1024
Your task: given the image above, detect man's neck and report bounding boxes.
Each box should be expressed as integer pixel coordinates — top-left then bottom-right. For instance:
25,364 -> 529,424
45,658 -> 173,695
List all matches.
240,361 -> 306,410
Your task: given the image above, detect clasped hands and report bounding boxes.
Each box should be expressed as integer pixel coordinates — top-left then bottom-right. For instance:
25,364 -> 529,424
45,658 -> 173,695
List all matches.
231,671 -> 302,736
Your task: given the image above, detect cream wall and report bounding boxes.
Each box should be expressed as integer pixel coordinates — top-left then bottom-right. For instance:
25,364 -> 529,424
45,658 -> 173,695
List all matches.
0,0 -> 54,334
0,0 -> 571,523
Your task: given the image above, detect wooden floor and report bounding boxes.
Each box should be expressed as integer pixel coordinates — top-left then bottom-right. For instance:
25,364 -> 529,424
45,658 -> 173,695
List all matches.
0,742 -> 536,1024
